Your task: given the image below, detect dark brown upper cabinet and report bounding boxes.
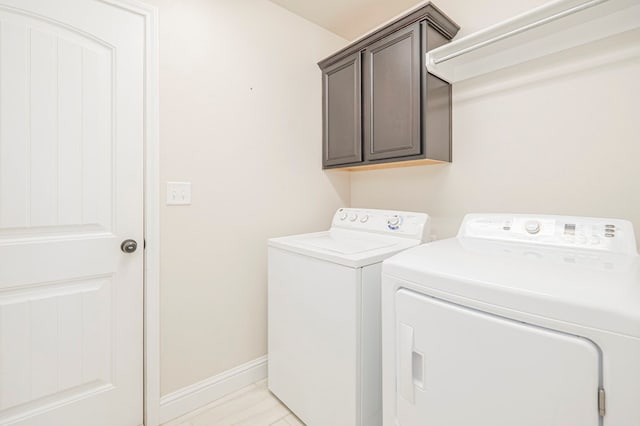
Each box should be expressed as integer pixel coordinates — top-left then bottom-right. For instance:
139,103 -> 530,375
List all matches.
318,3 -> 459,170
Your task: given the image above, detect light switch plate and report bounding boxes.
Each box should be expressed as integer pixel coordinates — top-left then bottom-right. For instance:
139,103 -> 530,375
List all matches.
166,182 -> 191,205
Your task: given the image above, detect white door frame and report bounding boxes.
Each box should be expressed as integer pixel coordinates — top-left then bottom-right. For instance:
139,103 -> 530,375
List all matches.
99,1 -> 161,425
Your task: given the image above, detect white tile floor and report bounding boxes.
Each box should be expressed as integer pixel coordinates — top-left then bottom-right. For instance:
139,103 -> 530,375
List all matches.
162,380 -> 304,426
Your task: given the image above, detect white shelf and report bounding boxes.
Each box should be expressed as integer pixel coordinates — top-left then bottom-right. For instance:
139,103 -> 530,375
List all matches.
426,0 -> 640,83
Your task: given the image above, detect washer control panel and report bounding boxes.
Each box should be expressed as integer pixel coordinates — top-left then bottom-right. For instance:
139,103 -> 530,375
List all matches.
332,208 -> 430,242
459,214 -> 638,255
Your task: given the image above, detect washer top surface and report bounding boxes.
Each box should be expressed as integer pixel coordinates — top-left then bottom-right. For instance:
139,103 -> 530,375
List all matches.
383,214 -> 640,338
269,208 -> 430,268
293,230 -> 397,254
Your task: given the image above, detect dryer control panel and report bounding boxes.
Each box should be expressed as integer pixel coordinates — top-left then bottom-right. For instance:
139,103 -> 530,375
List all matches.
332,208 -> 430,242
459,214 -> 638,255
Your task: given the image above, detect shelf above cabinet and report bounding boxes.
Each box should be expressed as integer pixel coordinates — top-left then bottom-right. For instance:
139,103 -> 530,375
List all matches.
426,0 -> 640,83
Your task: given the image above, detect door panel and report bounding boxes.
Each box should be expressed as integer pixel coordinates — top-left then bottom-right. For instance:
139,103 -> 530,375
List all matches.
363,23 -> 421,161
0,15 -> 112,233
1,278 -> 112,408
322,52 -> 362,167
0,1 -> 143,425
395,289 -> 601,426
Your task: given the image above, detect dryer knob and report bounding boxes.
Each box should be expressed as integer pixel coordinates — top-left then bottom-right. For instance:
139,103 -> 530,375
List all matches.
340,212 -> 348,221
349,213 -> 358,222
525,220 -> 541,235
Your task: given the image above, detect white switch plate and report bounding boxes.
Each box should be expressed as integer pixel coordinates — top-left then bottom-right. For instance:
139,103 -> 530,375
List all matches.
166,182 -> 191,205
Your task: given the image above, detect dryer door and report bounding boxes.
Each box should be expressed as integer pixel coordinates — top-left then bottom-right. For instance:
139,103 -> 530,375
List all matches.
394,289 -> 601,426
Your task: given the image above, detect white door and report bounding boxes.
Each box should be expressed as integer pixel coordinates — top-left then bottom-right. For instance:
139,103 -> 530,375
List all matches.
395,289 -> 601,426
0,1 -> 144,425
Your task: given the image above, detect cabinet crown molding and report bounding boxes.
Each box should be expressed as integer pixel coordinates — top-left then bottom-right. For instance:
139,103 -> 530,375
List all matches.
318,2 -> 459,70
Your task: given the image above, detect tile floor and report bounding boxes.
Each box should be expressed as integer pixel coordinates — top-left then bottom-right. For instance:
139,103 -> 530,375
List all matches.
162,379 -> 304,426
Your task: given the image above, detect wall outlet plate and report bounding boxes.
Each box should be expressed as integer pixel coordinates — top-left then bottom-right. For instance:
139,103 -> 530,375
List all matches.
166,182 -> 191,205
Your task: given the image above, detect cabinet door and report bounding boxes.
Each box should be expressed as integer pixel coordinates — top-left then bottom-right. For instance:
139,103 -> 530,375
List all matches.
322,53 -> 362,167
363,23 -> 421,161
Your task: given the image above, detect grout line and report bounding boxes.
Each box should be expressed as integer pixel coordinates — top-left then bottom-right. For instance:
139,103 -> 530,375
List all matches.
164,382 -> 298,426
268,412 -> 290,425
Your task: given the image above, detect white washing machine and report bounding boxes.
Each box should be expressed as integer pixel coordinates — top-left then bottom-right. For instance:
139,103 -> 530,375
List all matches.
381,214 -> 640,426
268,208 -> 430,426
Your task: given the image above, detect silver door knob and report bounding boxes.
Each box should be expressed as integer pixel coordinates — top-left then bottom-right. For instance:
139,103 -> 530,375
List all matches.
121,239 -> 138,253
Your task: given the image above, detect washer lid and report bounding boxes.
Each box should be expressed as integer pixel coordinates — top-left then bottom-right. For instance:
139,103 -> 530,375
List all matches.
300,233 -> 396,254
383,238 -> 640,338
269,229 -> 419,268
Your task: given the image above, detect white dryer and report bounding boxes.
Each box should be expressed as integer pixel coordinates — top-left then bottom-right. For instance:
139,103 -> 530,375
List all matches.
381,214 -> 640,426
268,208 -> 430,426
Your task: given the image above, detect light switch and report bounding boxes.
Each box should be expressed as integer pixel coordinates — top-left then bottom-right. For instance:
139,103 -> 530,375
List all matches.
166,182 -> 191,205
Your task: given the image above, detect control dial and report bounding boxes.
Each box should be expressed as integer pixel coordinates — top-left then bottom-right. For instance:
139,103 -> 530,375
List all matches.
387,215 -> 402,230
359,214 -> 369,223
340,212 -> 348,221
349,213 -> 358,222
525,220 -> 541,235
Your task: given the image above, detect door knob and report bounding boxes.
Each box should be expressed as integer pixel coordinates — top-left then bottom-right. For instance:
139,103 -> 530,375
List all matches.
121,239 -> 138,253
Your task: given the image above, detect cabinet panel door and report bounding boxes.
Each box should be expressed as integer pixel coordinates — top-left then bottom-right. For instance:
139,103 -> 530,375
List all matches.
322,53 -> 362,167
364,23 -> 420,161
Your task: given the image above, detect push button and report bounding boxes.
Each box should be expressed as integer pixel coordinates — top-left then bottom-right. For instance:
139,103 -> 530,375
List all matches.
525,220 -> 541,234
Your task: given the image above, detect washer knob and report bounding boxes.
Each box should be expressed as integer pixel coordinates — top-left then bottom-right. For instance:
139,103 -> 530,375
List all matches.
388,215 -> 401,229
340,212 -> 348,221
360,214 -> 369,223
349,213 -> 358,222
525,220 -> 541,235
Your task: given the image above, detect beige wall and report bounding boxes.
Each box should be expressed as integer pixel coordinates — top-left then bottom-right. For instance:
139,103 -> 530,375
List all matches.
351,1 -> 640,245
150,0 -> 640,397
147,0 -> 349,395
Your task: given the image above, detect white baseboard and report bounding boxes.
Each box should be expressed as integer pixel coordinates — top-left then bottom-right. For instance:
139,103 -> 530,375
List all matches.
158,355 -> 268,424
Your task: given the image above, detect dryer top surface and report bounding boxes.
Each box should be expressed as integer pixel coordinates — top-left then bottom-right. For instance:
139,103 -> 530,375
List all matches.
384,236 -> 640,338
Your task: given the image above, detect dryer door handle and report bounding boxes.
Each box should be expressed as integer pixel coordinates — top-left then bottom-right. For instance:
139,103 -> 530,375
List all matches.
398,323 -> 424,404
